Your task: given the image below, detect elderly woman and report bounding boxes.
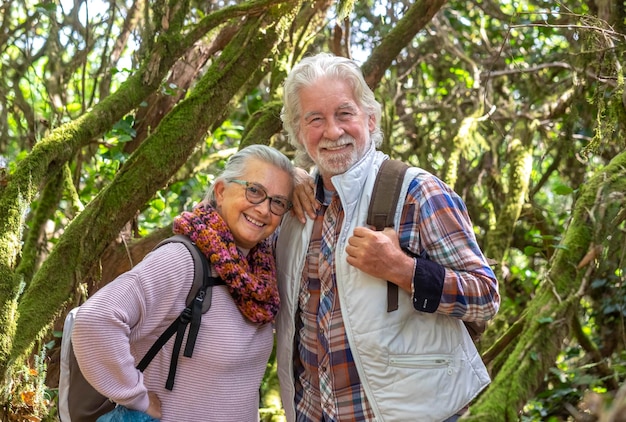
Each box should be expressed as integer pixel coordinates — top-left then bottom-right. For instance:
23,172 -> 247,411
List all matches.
72,145 -> 295,421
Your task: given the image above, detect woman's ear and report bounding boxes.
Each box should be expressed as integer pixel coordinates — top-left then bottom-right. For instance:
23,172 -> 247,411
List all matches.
214,180 -> 226,207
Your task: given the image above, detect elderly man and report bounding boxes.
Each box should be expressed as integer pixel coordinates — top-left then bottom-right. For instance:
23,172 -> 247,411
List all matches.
275,53 -> 500,422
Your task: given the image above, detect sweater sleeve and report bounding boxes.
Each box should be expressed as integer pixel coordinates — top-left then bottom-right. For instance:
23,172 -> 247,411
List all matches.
72,243 -> 195,411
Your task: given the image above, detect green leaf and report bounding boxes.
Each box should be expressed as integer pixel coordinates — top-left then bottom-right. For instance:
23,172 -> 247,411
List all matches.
66,102 -> 82,113
524,246 -> 543,256
35,2 -> 57,13
553,184 -> 574,195
151,198 -> 165,212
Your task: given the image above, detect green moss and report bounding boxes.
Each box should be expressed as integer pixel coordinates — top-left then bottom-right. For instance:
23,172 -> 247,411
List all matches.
7,0 -> 303,369
469,150 -> 626,419
241,102 -> 283,149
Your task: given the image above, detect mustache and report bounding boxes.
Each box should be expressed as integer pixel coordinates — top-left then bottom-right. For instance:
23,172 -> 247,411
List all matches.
318,134 -> 356,149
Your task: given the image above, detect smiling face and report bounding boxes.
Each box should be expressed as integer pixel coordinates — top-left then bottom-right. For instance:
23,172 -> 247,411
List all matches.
297,77 -> 375,188
214,158 -> 293,250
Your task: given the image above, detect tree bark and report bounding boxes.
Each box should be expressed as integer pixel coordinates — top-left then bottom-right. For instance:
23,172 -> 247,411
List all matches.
362,0 -> 448,88
1,0 -> 299,377
466,148 -> 626,421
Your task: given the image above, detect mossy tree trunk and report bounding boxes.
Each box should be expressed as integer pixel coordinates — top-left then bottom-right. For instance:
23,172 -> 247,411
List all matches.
485,123 -> 535,268
0,0 -> 298,393
466,148 -> 626,421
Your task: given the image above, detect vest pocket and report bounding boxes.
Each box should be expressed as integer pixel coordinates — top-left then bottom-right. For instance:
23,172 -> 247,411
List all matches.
389,354 -> 454,375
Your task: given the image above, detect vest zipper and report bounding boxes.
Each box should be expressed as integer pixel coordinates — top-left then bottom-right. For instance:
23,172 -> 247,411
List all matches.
389,355 -> 454,374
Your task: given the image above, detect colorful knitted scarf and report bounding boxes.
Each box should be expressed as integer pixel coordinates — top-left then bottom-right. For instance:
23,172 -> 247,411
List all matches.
172,204 -> 279,324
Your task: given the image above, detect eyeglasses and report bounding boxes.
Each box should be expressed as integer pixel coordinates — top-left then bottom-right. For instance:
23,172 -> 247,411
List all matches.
227,179 -> 293,216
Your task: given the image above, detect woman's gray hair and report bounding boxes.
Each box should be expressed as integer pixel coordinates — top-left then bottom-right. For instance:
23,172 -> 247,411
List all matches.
280,53 -> 383,166
203,144 -> 295,205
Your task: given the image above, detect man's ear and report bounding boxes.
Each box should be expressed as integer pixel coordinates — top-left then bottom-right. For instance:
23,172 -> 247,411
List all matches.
368,114 -> 376,132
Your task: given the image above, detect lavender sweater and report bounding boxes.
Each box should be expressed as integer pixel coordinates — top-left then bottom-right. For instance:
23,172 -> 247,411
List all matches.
72,242 -> 274,421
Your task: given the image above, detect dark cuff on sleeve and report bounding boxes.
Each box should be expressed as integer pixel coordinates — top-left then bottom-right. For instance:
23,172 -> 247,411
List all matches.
412,258 -> 445,313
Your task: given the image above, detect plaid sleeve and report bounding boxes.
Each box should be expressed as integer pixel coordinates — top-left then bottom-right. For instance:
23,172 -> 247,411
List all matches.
398,172 -> 500,321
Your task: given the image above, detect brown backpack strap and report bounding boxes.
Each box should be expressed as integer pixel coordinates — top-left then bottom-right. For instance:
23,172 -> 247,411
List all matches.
367,159 -> 410,312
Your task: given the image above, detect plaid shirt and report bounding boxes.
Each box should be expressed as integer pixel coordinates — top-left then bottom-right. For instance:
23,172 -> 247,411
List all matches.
293,173 -> 499,422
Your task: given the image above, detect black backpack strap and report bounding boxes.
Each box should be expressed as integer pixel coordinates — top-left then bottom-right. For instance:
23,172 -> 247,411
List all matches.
183,275 -> 225,358
136,317 -> 176,371
164,274 -> 224,390
135,235 -> 224,390
367,159 -> 409,312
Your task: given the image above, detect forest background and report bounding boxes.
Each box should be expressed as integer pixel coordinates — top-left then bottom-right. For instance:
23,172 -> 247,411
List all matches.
1,0 -> 625,421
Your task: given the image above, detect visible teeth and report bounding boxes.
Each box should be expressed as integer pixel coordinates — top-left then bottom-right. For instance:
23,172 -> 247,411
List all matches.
323,144 -> 349,151
245,214 -> 264,227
